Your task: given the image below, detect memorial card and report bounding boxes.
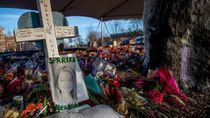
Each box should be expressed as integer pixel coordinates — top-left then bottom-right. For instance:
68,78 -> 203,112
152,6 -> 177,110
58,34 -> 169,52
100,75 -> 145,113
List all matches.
47,54 -> 89,106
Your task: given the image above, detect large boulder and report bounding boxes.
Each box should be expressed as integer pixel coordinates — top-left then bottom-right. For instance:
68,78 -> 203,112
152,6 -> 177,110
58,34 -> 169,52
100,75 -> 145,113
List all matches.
143,0 -> 210,93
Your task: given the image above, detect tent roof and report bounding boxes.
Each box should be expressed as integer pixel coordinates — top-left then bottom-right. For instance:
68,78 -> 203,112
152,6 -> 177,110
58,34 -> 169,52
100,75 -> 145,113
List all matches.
0,0 -> 144,21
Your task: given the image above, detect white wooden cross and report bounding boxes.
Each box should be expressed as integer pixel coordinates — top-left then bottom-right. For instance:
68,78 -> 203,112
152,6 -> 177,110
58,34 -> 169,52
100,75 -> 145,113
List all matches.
14,0 -> 89,107
14,0 -> 78,57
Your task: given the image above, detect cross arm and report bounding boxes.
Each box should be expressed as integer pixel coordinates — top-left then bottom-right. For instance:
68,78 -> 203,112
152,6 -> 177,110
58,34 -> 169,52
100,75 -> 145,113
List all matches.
14,26 -> 78,42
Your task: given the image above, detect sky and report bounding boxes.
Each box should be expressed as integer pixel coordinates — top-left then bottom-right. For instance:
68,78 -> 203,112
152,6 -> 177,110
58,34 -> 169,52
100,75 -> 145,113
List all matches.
0,8 -> 142,45
0,8 -> 100,39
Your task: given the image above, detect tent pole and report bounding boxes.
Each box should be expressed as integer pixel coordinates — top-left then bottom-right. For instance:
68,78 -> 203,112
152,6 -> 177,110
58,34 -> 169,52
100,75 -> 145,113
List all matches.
104,22 -> 114,46
103,22 -> 110,35
96,21 -> 101,32
101,18 -> 103,46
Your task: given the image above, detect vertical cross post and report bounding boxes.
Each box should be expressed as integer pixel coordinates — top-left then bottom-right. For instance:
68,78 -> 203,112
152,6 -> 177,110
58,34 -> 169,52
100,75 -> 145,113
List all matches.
37,0 -> 59,57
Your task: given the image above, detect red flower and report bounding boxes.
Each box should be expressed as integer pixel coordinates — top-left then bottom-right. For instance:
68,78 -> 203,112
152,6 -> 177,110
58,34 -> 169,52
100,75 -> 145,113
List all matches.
147,90 -> 165,104
26,103 -> 36,112
7,78 -> 22,92
36,103 -> 43,109
20,110 -> 28,118
110,88 -> 115,95
110,88 -> 123,103
115,90 -> 123,102
113,80 -> 120,88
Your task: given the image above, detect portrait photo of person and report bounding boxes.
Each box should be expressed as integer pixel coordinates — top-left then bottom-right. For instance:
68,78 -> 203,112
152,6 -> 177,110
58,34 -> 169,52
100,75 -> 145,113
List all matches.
47,54 -> 89,106
54,65 -> 77,105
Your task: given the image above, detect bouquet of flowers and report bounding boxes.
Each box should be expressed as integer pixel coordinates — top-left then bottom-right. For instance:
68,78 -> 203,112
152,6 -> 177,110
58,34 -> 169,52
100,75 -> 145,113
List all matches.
20,103 -> 44,118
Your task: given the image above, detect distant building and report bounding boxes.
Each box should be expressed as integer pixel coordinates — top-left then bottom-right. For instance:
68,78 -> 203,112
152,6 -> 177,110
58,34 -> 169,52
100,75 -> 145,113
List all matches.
89,37 -> 101,47
110,30 -> 143,46
5,35 -> 18,51
90,30 -> 143,47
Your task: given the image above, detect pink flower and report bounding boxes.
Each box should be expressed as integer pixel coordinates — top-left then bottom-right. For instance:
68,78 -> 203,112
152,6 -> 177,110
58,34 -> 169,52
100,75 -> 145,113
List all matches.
134,79 -> 146,89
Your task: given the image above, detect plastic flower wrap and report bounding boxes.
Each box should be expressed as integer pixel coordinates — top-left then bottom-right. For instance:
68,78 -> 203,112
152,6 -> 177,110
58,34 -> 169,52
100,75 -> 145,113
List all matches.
116,100 -> 129,115
25,68 -> 43,82
121,88 -> 146,108
84,74 -> 102,95
4,109 -> 19,118
164,95 -> 187,110
123,69 -> 142,80
156,67 -> 188,101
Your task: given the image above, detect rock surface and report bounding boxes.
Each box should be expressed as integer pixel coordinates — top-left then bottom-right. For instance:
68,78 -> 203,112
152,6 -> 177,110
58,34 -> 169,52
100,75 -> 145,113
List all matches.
143,0 -> 210,93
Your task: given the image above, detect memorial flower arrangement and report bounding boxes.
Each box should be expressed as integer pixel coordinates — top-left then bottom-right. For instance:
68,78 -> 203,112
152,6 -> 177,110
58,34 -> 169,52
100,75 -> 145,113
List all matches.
84,66 -> 188,117
0,47 -> 191,118
77,47 -> 189,117
20,103 -> 43,118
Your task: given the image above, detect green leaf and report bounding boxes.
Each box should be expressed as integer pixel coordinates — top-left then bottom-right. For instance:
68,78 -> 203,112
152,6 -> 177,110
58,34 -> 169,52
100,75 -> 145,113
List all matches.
26,84 -> 49,101
44,96 -> 47,116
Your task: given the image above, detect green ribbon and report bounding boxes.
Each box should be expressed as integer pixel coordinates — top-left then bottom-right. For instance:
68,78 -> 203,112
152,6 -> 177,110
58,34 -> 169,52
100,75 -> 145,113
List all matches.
55,104 -> 79,112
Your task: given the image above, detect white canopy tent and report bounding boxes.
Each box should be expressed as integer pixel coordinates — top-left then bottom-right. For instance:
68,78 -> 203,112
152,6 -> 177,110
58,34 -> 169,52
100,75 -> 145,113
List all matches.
0,0 -> 144,21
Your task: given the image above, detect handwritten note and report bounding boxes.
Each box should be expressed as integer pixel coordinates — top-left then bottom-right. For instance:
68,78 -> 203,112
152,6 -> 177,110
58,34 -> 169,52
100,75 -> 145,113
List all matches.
55,26 -> 78,38
15,26 -> 78,42
15,28 -> 45,42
